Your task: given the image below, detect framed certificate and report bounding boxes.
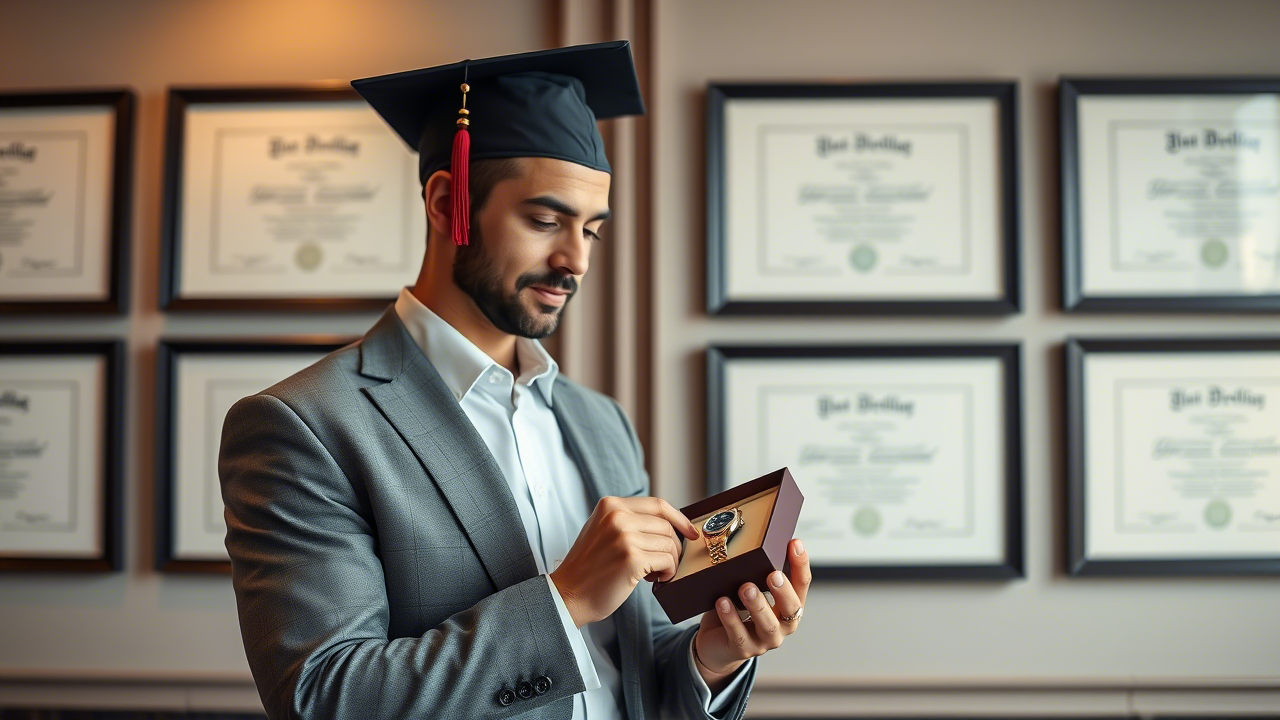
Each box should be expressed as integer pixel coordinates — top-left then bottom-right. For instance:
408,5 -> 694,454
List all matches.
0,90 -> 134,314
155,337 -> 354,572
0,340 -> 124,571
706,82 -> 1020,315
1061,77 -> 1280,311
708,344 -> 1023,578
1067,337 -> 1280,575
160,86 -> 425,311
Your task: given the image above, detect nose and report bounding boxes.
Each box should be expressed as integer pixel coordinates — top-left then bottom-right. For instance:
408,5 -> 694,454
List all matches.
549,225 -> 590,277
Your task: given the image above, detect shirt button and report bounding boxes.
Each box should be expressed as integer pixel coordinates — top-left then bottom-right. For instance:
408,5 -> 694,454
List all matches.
489,374 -> 499,384
552,557 -> 563,570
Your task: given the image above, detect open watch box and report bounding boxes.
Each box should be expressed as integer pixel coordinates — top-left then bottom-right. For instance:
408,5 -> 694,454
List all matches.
652,467 -> 804,623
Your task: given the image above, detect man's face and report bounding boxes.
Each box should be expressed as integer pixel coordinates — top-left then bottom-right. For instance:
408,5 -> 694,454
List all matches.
452,157 -> 610,339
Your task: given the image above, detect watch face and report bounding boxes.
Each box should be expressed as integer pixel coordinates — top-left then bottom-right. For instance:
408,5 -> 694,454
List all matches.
704,510 -> 736,534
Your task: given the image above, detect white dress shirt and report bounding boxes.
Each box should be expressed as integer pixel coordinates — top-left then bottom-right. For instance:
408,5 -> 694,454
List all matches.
394,287 -> 752,718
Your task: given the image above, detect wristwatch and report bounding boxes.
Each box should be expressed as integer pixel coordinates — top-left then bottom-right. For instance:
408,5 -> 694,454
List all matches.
701,508 -> 745,564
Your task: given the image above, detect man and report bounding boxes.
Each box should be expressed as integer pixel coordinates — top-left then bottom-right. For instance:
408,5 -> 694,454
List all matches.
218,41 -> 809,720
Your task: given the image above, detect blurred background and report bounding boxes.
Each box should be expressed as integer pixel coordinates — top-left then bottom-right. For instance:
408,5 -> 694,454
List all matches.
1,0 -> 1278,717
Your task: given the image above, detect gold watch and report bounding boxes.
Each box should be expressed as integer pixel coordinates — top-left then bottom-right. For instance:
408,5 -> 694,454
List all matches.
701,507 -> 745,564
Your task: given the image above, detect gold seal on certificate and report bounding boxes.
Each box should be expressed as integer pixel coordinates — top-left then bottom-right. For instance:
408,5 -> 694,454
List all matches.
1068,338 -> 1280,575
708,344 -> 1023,578
0,341 -> 123,572
160,87 -> 426,311
706,82 -> 1020,315
0,91 -> 133,314
155,339 -> 353,573
1061,77 -> 1280,311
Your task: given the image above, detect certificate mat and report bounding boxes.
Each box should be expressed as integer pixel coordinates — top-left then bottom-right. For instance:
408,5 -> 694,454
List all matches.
0,353 -> 108,558
1077,95 -> 1280,297
1076,345 -> 1280,564
0,105 -> 116,301
166,90 -> 425,304
159,342 -> 345,569
711,346 -> 1022,576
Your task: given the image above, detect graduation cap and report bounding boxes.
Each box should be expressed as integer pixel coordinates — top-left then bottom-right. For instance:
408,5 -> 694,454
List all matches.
352,40 -> 646,247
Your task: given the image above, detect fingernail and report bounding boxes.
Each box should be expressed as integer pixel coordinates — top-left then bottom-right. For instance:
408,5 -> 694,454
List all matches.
770,571 -> 784,588
744,585 -> 758,601
794,539 -> 804,555
719,598 -> 732,612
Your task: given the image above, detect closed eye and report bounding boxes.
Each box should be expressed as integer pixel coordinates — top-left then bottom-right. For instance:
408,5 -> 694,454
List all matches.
530,218 -> 602,241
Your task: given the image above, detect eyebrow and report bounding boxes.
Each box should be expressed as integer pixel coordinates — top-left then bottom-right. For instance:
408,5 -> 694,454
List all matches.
521,195 -> 611,222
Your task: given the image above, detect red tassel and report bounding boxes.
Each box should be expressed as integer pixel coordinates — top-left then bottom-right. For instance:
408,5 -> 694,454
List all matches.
450,124 -> 470,246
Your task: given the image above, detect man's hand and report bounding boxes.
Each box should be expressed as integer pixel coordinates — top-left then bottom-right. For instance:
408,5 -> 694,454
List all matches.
550,495 -> 700,628
691,538 -> 810,688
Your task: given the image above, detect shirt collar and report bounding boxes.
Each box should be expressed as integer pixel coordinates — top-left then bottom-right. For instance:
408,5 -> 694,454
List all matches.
393,286 -> 558,406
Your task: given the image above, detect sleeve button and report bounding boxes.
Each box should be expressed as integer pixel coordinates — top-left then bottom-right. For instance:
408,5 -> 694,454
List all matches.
516,680 -> 534,700
497,688 -> 515,706
533,675 -> 552,694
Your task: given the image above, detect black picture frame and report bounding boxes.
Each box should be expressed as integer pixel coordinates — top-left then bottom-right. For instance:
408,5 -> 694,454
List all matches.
1060,76 -> 1280,312
0,89 -> 134,314
706,81 -> 1021,315
160,85 -> 412,313
0,340 -> 125,572
1066,336 -> 1280,575
155,337 -> 354,573
707,343 -> 1024,579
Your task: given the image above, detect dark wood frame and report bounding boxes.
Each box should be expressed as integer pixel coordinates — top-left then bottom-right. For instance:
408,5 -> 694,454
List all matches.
160,85 -> 411,312
0,340 -> 125,572
1060,76 -> 1280,312
155,337 -> 354,573
0,90 -> 134,314
706,81 -> 1021,315
707,343 -> 1024,579
1066,336 -> 1280,575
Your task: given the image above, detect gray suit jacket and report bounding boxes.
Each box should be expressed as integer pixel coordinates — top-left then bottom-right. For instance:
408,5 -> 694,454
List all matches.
218,304 -> 757,720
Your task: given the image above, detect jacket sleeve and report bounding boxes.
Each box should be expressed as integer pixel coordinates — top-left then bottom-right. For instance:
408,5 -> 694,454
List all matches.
218,392 -> 584,720
610,399 -> 758,720
692,635 -> 757,716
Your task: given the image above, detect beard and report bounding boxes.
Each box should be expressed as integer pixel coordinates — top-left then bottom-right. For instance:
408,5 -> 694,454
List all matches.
451,220 -> 578,339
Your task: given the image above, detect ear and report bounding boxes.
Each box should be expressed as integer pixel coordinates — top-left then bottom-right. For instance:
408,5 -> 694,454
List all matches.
423,169 -> 453,246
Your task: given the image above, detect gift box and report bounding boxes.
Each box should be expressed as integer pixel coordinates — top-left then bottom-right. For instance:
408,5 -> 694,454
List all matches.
652,467 -> 804,623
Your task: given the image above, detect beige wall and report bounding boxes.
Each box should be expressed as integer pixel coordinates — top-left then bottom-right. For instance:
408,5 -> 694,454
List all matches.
2,0 -> 1279,715
651,0 -> 1280,715
0,0 -> 554,708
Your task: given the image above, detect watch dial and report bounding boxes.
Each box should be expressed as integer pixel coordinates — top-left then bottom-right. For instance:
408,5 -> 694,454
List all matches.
704,511 -> 735,533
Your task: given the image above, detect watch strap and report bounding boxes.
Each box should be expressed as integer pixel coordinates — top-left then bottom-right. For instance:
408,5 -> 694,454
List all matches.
707,535 -> 729,564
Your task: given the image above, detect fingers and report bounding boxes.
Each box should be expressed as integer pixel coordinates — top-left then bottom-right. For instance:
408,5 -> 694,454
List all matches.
787,538 -> 811,604
622,513 -> 685,576
628,529 -> 683,581
619,496 -> 699,540
739,581 -> 783,649
598,497 -> 691,583
640,548 -> 678,580
714,596 -> 755,658
625,512 -> 685,552
764,569 -> 801,634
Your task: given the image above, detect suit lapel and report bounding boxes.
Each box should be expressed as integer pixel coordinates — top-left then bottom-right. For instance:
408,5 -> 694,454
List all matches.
358,305 -> 539,592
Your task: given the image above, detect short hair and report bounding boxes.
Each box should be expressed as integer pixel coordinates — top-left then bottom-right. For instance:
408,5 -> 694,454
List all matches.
426,157 -> 525,247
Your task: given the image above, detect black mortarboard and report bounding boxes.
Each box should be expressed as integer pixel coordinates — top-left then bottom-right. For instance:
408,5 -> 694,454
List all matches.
351,40 -> 646,246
